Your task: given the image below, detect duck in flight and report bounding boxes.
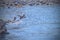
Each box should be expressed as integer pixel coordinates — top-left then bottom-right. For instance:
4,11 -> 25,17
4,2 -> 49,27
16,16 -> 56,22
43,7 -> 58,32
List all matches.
17,14 -> 26,19
7,14 -> 26,23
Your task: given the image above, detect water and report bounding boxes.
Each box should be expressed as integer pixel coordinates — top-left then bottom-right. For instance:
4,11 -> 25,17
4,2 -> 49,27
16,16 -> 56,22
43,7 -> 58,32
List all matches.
0,5 -> 60,40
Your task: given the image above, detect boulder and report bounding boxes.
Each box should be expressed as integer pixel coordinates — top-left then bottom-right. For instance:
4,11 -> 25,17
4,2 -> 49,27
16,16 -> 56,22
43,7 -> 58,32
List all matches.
0,19 -> 8,34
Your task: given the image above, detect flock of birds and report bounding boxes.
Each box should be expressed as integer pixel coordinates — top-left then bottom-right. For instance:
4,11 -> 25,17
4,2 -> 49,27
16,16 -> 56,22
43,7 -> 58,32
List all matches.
0,13 -> 25,25
0,13 -> 26,34
7,13 -> 26,24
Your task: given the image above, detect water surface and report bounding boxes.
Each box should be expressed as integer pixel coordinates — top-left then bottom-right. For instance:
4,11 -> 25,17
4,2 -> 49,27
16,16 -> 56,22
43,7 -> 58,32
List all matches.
0,5 -> 60,40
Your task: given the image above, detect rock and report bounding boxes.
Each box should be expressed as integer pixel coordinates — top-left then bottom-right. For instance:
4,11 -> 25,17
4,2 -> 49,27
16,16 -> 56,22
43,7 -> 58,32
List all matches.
0,0 -> 60,7
0,19 -> 8,34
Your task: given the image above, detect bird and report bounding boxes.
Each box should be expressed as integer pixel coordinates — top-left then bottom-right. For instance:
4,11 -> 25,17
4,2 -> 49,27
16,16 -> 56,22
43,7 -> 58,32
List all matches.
13,17 -> 16,21
17,14 -> 26,19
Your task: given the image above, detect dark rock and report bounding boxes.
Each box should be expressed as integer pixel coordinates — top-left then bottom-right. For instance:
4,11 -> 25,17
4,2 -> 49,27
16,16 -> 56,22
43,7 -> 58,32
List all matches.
20,1 -> 27,5
14,4 -> 18,6
8,7 -> 10,8
10,4 -> 13,6
29,3 -> 35,6
0,19 -> 8,34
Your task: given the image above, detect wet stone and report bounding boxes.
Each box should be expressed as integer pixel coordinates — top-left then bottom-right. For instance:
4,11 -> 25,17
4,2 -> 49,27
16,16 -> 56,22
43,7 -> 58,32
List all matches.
0,19 -> 8,34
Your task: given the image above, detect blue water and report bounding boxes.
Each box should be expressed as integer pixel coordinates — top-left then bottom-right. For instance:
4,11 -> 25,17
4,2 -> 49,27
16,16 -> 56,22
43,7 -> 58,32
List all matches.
0,5 -> 60,40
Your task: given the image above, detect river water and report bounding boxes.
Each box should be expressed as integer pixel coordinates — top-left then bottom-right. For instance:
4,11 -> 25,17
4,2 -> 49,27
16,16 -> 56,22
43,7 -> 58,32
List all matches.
0,5 -> 60,40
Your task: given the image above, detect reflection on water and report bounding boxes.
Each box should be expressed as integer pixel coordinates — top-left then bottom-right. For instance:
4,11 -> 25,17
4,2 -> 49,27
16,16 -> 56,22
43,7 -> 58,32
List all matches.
0,34 -> 7,40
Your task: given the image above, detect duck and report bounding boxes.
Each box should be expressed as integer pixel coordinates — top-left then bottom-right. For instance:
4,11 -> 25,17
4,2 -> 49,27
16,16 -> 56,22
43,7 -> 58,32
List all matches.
18,14 -> 26,19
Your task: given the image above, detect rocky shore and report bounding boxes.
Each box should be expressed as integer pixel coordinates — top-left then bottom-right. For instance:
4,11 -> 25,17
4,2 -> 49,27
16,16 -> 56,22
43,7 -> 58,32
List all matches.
0,0 -> 60,7
0,13 -> 25,34
0,19 -> 7,34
